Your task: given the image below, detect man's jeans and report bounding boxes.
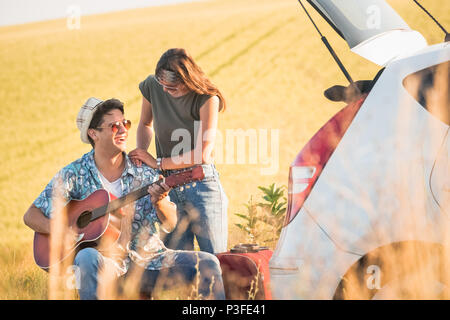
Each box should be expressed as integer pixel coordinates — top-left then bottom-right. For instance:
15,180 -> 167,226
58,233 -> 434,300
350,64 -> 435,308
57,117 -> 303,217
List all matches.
73,247 -> 226,300
162,164 -> 228,254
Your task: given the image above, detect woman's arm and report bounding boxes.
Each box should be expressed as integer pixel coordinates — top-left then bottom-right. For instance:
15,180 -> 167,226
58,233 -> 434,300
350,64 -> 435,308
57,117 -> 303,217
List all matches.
130,96 -> 156,167
136,96 -> 154,150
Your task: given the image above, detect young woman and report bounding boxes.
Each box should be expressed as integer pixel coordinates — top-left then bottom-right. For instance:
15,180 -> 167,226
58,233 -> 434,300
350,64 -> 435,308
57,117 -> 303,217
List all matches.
129,48 -> 228,254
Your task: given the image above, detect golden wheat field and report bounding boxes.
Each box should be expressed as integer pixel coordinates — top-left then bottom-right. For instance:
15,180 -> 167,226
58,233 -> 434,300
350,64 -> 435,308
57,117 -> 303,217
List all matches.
0,0 -> 448,299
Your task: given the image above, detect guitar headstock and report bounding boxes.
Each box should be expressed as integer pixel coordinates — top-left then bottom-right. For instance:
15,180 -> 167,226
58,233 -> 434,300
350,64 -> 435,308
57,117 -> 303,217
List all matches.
164,166 -> 205,188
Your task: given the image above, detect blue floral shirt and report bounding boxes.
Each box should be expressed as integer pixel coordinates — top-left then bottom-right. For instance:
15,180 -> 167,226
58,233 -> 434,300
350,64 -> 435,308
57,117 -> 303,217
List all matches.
33,149 -> 176,271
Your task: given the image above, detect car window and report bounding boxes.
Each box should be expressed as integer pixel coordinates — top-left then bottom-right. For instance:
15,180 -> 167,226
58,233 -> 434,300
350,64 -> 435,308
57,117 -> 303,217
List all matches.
403,61 -> 450,125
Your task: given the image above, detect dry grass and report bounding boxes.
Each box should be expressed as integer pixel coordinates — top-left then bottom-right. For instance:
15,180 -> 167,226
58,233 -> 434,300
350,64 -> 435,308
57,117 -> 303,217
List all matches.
0,0 -> 448,299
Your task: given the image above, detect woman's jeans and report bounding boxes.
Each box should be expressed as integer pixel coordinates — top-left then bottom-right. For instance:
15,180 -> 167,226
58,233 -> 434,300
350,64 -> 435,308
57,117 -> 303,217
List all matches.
162,164 -> 228,254
73,247 -> 225,300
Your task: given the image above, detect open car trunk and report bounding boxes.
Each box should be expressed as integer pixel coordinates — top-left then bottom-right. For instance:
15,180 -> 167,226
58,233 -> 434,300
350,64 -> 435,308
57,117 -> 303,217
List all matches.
306,0 -> 428,66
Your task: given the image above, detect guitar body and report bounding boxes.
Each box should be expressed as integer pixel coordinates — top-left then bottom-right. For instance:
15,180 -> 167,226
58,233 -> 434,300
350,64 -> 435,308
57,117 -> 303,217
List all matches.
32,166 -> 205,270
33,189 -> 119,270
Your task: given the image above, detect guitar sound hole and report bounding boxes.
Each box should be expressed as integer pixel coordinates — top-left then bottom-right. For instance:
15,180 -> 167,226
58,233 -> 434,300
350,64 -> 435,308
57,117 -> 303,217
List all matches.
77,211 -> 92,229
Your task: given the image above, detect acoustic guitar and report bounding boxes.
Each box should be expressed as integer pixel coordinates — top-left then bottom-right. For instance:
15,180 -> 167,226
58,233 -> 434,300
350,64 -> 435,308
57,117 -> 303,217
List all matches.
33,166 -> 205,270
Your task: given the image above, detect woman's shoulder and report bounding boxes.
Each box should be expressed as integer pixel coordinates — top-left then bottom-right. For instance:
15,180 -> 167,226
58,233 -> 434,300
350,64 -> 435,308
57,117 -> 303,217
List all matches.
139,74 -> 157,88
197,94 -> 220,111
139,75 -> 158,102
205,94 -> 220,104
194,92 -> 217,104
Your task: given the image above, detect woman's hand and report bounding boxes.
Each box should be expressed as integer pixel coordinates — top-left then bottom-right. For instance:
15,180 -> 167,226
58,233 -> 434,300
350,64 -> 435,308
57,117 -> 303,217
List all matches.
129,148 -> 157,168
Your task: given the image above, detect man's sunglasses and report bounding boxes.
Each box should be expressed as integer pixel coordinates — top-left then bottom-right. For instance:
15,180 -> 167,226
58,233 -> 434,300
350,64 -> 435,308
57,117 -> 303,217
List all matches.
96,119 -> 131,133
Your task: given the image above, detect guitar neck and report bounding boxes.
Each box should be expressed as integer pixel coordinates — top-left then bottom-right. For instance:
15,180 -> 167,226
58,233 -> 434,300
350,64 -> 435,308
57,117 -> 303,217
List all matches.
90,183 -> 153,221
88,166 -> 204,223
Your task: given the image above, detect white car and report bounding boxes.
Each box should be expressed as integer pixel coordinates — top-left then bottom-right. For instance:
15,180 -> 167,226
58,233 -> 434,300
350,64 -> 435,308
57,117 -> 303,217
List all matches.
269,0 -> 449,299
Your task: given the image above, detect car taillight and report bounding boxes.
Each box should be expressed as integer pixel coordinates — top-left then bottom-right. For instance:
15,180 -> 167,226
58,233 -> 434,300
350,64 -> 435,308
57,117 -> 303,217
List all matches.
283,95 -> 368,227
284,166 -> 318,226
291,166 -> 316,193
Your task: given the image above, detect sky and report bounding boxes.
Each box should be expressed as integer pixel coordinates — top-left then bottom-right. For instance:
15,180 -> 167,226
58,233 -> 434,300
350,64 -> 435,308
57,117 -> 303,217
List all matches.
0,0 -> 199,27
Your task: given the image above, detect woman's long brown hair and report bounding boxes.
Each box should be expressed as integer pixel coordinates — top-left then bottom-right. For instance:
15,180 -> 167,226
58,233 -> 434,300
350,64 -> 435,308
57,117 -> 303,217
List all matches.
155,48 -> 226,112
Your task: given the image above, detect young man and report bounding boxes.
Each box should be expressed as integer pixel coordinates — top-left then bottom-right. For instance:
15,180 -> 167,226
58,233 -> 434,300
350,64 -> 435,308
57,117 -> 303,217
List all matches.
23,97 -> 225,300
